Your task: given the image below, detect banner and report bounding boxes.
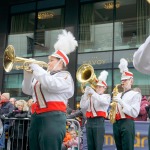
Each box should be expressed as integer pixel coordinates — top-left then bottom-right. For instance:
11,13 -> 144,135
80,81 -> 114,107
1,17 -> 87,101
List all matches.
103,120 -> 149,150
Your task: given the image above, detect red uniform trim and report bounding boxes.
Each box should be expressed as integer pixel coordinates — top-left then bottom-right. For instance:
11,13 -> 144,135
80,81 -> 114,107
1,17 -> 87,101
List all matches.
102,81 -> 107,87
116,113 -> 135,120
124,71 -> 133,77
31,101 -> 66,114
34,81 -> 47,108
86,111 -> 106,118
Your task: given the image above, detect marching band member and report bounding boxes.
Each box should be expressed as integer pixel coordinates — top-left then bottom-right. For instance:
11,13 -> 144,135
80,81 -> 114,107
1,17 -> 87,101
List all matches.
133,36 -> 150,150
80,70 -> 110,150
113,58 -> 141,150
22,30 -> 78,150
133,35 -> 150,74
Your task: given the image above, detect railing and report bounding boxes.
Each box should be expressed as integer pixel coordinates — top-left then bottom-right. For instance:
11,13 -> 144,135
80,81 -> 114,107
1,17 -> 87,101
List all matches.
2,118 -> 81,150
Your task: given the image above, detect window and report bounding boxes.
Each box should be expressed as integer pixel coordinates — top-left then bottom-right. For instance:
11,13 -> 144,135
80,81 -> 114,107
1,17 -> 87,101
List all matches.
34,8 -> 64,56
115,0 -> 150,50
8,13 -> 35,57
79,2 -> 113,52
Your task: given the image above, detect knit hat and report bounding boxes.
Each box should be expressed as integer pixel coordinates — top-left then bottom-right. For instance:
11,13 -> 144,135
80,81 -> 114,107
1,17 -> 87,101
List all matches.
51,30 -> 78,66
97,70 -> 108,87
118,58 -> 133,80
1,93 -> 10,100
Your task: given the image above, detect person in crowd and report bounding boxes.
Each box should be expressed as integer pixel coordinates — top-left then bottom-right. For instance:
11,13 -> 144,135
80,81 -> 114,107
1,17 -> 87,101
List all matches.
22,30 -> 78,150
7,100 -> 29,150
148,96 -> 150,103
66,103 -> 73,115
9,98 -> 16,106
113,58 -> 142,150
68,129 -> 79,150
133,87 -> 149,121
0,93 -> 14,150
67,108 -> 87,150
80,70 -> 111,150
133,36 -> 150,150
27,98 -> 34,117
62,123 -> 72,150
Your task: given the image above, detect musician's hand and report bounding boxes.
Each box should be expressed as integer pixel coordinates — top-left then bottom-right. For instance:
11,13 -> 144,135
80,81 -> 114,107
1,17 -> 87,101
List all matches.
85,86 -> 95,95
85,86 -> 91,94
113,95 -> 123,106
29,63 -> 40,72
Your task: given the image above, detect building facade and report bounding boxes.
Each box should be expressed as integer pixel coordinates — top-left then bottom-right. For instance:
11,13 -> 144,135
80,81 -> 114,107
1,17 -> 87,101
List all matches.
0,0 -> 150,109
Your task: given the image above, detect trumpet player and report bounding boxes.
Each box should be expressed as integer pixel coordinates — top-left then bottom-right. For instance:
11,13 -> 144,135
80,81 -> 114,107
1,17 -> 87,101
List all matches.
80,70 -> 110,150
113,58 -> 141,150
22,30 -> 78,150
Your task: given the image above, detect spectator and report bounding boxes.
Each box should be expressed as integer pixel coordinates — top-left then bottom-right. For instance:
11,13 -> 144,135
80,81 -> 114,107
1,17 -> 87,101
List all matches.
62,124 -> 72,150
136,96 -> 149,121
9,98 -> 16,106
67,108 -> 87,150
68,129 -> 79,150
0,93 -> 14,150
147,96 -> 150,103
27,98 -> 34,117
133,88 -> 149,121
67,104 -> 73,115
8,100 -> 29,150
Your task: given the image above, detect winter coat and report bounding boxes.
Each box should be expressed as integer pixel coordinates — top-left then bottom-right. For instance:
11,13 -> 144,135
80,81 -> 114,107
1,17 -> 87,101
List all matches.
136,96 -> 149,121
0,102 -> 14,124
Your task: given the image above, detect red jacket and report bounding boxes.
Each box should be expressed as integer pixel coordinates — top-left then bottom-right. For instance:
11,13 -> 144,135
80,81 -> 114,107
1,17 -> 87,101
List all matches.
136,96 -> 149,121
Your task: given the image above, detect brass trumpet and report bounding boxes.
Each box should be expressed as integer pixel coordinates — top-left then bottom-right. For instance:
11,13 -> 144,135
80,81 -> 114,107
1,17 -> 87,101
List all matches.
76,64 -> 98,93
3,45 -> 48,72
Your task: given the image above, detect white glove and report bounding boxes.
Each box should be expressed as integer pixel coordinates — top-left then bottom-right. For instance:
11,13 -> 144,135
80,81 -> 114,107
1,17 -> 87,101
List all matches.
113,95 -> 123,106
29,63 -> 41,72
85,86 -> 95,95
29,63 -> 47,77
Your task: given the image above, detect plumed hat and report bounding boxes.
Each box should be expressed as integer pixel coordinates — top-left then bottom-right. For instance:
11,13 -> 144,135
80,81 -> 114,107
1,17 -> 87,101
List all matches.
51,30 -> 78,66
118,58 -> 133,80
97,70 -> 108,87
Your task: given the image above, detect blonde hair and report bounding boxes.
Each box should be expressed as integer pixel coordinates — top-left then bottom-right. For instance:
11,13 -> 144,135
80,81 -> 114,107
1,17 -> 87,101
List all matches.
16,100 -> 29,111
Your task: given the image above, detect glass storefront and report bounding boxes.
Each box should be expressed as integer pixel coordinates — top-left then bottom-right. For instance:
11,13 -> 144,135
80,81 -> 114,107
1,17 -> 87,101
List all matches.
77,0 -> 150,105
2,0 -> 150,106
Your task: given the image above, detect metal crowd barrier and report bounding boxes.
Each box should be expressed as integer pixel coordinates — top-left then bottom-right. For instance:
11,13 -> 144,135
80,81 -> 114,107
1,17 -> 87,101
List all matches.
3,117 -> 30,150
2,118 -> 81,150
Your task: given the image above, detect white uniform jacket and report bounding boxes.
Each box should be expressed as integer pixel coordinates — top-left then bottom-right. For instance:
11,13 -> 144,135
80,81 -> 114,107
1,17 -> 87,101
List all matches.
133,35 -> 150,74
116,90 -> 142,119
22,66 -> 74,113
80,92 -> 111,118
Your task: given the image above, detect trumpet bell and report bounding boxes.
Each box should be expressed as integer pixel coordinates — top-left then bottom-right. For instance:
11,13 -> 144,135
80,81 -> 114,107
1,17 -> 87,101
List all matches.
3,45 -> 48,72
3,45 -> 15,72
76,64 -> 98,92
76,64 -> 95,83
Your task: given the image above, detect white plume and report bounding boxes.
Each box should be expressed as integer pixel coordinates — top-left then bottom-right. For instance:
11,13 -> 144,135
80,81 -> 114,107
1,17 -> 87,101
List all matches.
118,58 -> 128,73
54,30 -> 78,54
98,70 -> 108,81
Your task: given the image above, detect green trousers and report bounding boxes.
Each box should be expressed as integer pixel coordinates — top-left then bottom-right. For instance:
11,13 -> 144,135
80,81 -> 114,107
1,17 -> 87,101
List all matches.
86,117 -> 105,150
113,119 -> 135,150
29,111 -> 66,150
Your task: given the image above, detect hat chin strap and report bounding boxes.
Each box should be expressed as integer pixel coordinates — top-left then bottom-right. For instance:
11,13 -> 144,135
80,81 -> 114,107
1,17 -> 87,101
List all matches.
51,59 -> 62,72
